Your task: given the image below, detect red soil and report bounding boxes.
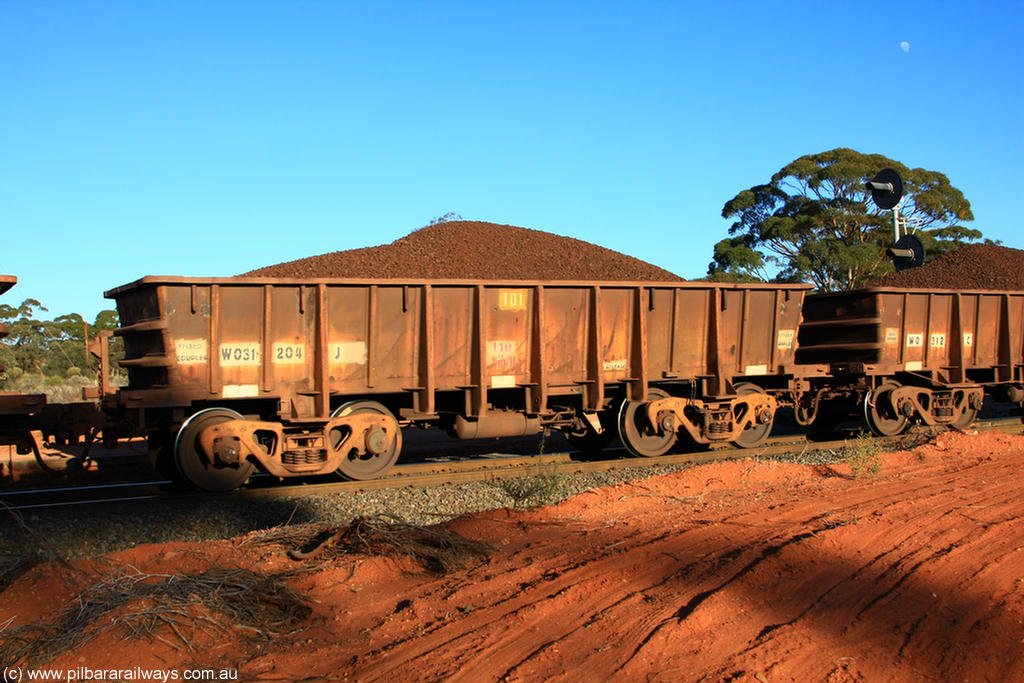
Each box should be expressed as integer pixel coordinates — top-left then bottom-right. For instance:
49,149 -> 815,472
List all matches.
4,431 -> 1023,682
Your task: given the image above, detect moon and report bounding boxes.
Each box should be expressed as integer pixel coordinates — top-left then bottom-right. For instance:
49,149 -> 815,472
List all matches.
900,41 -> 910,52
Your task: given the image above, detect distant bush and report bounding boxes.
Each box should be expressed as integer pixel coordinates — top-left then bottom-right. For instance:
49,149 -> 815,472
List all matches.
0,372 -> 123,403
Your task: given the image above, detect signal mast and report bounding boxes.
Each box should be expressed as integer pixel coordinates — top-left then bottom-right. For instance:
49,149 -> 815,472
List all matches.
866,168 -> 925,270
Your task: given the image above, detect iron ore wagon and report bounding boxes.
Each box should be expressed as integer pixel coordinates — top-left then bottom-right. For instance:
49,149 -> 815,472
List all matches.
795,287 -> 1024,435
105,276 -> 811,490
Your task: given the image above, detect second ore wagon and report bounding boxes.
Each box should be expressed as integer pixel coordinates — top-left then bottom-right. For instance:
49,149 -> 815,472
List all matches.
795,286 -> 1024,435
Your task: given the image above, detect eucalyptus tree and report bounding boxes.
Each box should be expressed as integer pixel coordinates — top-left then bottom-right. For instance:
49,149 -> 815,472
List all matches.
707,148 -> 981,290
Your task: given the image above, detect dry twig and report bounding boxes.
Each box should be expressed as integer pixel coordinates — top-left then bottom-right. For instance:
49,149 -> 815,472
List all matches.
287,514 -> 492,574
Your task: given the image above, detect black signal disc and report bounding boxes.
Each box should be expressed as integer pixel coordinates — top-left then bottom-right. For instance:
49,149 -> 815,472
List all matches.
891,234 -> 925,271
869,168 -> 904,210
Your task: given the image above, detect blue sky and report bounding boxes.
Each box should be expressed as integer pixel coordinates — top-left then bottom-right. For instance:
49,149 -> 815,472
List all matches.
2,1 -> 1021,320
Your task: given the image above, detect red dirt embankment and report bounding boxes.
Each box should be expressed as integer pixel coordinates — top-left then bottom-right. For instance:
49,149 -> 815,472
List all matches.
4,431 -> 1023,682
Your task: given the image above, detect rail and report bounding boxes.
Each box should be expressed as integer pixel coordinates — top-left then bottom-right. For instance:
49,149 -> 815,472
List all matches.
4,417 -> 1022,512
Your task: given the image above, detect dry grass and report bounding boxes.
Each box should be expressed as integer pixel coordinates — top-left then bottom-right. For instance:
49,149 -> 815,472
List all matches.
0,565 -> 310,667
0,502 -> 71,594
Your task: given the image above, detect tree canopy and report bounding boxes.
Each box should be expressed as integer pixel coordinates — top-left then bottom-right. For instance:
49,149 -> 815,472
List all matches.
0,299 -> 123,397
707,148 -> 984,291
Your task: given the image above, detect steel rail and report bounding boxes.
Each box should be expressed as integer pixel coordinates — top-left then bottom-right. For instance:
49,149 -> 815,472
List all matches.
243,416 -> 1024,501
3,418 -> 1022,512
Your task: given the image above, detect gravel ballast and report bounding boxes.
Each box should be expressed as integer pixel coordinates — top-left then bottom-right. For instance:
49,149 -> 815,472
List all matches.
1,441 -> 852,564
1,466 -> 686,562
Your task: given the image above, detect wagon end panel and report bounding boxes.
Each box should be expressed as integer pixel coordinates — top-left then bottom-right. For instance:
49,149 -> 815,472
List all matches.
113,282 -> 174,393
795,290 -> 883,367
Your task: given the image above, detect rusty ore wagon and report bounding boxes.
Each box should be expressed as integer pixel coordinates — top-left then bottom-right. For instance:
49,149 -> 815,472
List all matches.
104,276 -> 812,490
795,287 -> 1024,436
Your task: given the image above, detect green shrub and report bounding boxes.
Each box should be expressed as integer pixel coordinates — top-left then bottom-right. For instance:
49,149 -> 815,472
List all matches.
492,470 -> 567,508
846,432 -> 883,478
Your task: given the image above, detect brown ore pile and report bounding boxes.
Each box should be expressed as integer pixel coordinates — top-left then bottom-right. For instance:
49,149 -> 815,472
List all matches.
870,243 -> 1024,290
245,221 -> 684,282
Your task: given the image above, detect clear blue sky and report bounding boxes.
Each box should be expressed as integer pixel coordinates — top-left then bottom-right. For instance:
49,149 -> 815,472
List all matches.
2,1 -> 1021,320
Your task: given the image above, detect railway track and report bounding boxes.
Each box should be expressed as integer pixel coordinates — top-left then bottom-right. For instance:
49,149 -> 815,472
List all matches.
4,416 -> 1022,512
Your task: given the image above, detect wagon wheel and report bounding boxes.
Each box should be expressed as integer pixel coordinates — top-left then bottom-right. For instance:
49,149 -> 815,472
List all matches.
618,388 -> 676,457
331,400 -> 403,480
174,408 -> 254,491
950,390 -> 980,430
863,381 -> 909,437
731,383 -> 774,449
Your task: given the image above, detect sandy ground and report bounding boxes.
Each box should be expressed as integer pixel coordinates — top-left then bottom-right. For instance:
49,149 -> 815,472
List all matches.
3,431 -> 1023,683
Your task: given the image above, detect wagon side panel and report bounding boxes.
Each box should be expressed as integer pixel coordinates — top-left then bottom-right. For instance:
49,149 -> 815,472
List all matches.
325,285 -> 371,394
597,288 -> 633,385
483,286 -> 532,390
1010,293 -> 1024,380
542,288 -> 588,387
971,294 -> 1003,371
667,288 -> 712,380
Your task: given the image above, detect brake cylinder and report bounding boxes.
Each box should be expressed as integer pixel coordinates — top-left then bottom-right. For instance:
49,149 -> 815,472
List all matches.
453,412 -> 541,439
